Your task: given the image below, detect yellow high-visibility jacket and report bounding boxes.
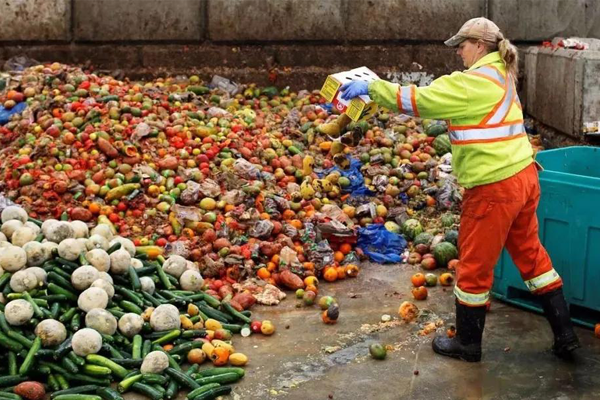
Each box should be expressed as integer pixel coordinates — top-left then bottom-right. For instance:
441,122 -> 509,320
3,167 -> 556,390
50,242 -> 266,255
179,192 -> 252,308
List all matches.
368,51 -> 533,189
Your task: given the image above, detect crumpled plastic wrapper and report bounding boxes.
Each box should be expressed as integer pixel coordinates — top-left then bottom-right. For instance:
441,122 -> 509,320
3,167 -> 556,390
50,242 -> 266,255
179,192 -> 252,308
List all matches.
249,220 -> 274,239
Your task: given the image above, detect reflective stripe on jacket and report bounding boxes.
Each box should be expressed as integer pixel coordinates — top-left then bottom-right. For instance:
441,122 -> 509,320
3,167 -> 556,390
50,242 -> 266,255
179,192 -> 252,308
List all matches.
368,52 -> 533,188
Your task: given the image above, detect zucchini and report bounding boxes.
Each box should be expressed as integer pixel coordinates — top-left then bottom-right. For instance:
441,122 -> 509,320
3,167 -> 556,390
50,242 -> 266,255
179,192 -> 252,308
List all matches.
7,331 -> 32,349
95,388 -> 123,400
0,376 -> 28,387
201,293 -> 221,308
64,374 -> 111,386
141,339 -> 153,358
186,383 -> 221,400
195,367 -> 245,378
193,386 -> 232,400
82,365 -> 112,376
109,359 -> 142,368
106,243 -> 121,255
0,392 -> 23,400
152,329 -> 180,345
197,304 -> 234,323
221,301 -> 251,324
55,337 -> 73,359
165,380 -> 178,400
164,367 -> 200,389
194,372 -> 240,386
18,337 -> 40,374
119,300 -> 142,315
61,356 -> 80,374
131,335 -> 142,359
50,385 -> 100,399
117,374 -> 142,393
55,257 -> 79,270
67,351 -> 86,367
59,307 -> 78,323
53,396 -> 102,400
55,374 -> 70,390
141,373 -> 168,385
0,312 -> 11,333
168,341 -> 202,356
128,268 -> 141,292
131,383 -> 162,400
0,332 -> 23,352
47,283 -> 78,301
47,374 -> 61,392
8,351 -> 17,375
85,354 -> 129,379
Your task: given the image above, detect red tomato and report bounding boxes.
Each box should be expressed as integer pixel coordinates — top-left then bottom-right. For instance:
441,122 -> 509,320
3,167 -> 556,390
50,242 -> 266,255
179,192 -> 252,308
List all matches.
108,213 -> 120,223
117,202 -> 127,212
168,235 -> 178,242
156,238 -> 167,247
133,238 -> 142,246
250,321 -> 262,333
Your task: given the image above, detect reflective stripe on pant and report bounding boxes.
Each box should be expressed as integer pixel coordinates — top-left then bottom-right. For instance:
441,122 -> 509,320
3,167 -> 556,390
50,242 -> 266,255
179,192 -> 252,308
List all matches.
455,162 -> 562,306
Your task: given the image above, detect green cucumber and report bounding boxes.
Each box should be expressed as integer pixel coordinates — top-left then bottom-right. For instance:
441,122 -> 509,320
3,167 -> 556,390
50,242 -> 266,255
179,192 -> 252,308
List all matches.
164,367 -> 200,389
50,385 -> 100,399
85,354 -> 129,379
53,395 -> 102,400
95,387 -> 123,400
195,367 -> 245,378
82,365 -> 112,376
193,386 -> 232,400
186,383 -> 221,400
141,373 -> 168,385
131,383 -> 162,400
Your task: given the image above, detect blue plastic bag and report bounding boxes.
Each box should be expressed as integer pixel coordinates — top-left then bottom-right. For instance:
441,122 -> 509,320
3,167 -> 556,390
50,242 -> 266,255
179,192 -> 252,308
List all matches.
319,156 -> 374,196
0,102 -> 27,125
357,224 -> 407,264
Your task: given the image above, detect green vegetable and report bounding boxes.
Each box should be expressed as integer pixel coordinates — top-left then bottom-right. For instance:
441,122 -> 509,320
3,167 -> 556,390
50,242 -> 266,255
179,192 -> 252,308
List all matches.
165,367 -> 200,390
19,337 -> 41,372
193,386 -> 232,400
50,386 -> 100,399
82,365 -> 112,376
53,395 -> 102,400
221,302 -> 251,324
85,354 -> 129,379
117,374 -> 142,393
141,373 -> 168,385
186,383 -> 221,400
95,387 -> 123,400
152,329 -> 180,345
131,383 -> 162,400
131,335 -> 142,359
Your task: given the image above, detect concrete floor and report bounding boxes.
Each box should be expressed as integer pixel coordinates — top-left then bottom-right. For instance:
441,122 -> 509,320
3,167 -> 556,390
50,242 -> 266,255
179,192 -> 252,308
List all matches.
229,262 -> 600,400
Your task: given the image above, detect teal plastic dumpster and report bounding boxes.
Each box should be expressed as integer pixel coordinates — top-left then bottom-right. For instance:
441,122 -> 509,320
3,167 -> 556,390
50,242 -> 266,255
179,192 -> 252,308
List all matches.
492,146 -> 600,328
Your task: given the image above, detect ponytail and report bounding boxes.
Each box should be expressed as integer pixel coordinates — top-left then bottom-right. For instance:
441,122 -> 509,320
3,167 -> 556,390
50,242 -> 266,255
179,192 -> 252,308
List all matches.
498,38 -> 518,77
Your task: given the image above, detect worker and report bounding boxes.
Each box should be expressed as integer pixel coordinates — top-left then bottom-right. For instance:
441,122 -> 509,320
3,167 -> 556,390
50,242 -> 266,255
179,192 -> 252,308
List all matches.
340,17 -> 580,362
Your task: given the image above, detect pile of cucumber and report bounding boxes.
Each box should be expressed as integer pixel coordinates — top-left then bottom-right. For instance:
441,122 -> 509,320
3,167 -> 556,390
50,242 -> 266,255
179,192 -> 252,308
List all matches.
0,242 -> 251,400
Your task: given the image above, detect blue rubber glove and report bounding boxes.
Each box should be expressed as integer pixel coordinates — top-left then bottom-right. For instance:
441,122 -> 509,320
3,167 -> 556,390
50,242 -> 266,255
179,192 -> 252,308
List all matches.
340,81 -> 369,101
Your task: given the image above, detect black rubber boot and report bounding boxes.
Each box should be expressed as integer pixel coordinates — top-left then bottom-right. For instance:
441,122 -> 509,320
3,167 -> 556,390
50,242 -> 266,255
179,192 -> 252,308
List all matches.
539,288 -> 580,358
432,300 -> 486,362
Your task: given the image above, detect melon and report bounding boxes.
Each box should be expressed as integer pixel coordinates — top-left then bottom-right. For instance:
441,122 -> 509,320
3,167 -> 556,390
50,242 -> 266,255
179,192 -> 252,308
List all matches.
433,242 -> 458,267
414,232 -> 433,246
402,219 -> 423,241
444,230 -> 459,246
433,134 -> 452,155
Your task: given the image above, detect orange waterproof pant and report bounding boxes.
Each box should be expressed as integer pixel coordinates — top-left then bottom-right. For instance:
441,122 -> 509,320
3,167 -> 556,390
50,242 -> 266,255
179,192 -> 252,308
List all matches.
455,163 -> 563,307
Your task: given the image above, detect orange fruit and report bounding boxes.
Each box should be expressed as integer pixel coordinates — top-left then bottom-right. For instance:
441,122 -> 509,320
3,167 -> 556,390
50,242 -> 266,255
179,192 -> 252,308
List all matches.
88,203 -> 101,214
271,254 -> 280,265
345,264 -> 359,278
266,262 -> 277,272
257,267 -> 271,280
336,266 -> 346,280
303,262 -> 315,271
595,323 -> 600,339
339,243 -> 352,255
412,286 -> 428,301
411,273 -> 426,287
290,219 -> 303,229
304,276 -> 319,287
439,273 -> 454,286
334,251 -> 345,263
282,210 -> 295,220
305,284 -> 318,294
323,267 -> 338,282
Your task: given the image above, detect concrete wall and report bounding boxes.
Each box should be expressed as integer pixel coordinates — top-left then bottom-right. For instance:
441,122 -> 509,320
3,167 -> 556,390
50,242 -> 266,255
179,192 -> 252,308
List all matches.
524,46 -> 600,139
0,0 -> 598,90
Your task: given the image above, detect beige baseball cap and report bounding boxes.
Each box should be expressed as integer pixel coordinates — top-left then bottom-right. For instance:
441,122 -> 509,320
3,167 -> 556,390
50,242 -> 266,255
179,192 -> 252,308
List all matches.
444,17 -> 503,47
